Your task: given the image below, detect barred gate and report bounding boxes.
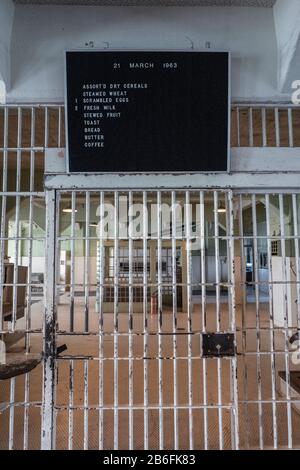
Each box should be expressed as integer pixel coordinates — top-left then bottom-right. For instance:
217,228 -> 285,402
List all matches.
1,104 -> 300,450
42,189 -> 238,450
39,189 -> 300,450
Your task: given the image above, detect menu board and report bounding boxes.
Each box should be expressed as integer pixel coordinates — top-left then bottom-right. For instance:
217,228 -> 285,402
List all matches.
65,51 -> 230,172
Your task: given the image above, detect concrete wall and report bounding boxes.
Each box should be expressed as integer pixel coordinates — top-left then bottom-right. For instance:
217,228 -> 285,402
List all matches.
0,0 -> 15,102
8,4 -> 283,103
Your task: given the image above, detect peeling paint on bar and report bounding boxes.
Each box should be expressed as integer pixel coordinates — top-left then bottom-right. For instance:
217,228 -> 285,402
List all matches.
41,190 -> 57,450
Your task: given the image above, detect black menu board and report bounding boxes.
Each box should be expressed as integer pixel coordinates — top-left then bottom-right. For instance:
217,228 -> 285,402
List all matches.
65,51 -> 230,172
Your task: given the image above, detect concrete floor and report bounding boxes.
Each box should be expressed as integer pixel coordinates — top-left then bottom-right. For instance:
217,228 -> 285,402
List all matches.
1,296 -> 300,450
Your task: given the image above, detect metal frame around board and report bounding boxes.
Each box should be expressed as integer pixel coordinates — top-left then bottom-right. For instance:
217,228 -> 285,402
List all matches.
64,48 -> 231,175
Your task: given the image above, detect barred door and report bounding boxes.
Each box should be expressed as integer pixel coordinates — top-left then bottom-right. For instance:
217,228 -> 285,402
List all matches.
41,189 -> 239,450
1,105 -> 300,450
40,189 -> 300,450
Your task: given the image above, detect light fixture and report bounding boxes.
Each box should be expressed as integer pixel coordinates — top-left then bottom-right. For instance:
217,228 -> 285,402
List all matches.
90,223 -> 98,228
63,207 -> 78,214
217,203 -> 226,214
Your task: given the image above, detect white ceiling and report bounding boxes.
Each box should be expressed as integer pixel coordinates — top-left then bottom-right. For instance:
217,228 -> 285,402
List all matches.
14,0 -> 277,7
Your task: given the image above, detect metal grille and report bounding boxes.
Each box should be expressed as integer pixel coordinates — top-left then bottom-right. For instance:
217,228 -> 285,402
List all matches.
0,105 -> 63,450
44,189 -> 300,450
50,189 -> 238,450
231,104 -> 300,148
1,104 -> 300,450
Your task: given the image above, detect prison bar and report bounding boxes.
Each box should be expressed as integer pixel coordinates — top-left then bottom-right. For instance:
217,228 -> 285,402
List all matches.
1,101 -> 300,450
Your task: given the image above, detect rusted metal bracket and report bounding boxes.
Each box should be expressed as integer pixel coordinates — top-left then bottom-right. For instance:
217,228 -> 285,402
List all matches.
56,344 -> 67,356
289,331 -> 300,345
0,354 -> 42,381
0,345 -> 67,381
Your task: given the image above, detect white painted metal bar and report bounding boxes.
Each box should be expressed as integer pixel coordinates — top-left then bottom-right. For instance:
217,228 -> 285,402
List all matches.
214,191 -> 224,450
0,192 -> 44,197
68,360 -> 74,450
171,191 -> 178,450
279,194 -> 293,449
8,378 -> 15,450
70,191 -> 76,332
292,194 -> 300,335
2,107 -> 8,192
275,108 -> 280,148
185,191 -> 194,450
157,190 -> 164,450
238,194 -> 250,449
84,191 -> 90,333
41,189 -> 57,450
1,103 -> 64,108
11,203 -> 20,332
252,194 -> 264,449
232,103 -> 297,109
84,359 -> 89,450
236,107 -> 240,147
113,191 -> 119,450
23,108 -> 36,448
142,191 -> 149,450
128,191 -> 134,450
53,234 -> 300,242
23,373 -> 30,450
46,174 -> 300,192
262,108 -> 267,147
265,194 -> 278,449
0,147 -> 44,152
288,108 -> 294,148
200,190 -> 208,449
58,106 -> 62,148
44,106 -> 49,148
98,191 -> 105,450
25,107 -> 36,350
227,191 -> 239,450
11,108 -> 22,332
30,107 -> 36,192
55,191 -> 61,331
16,107 -> 22,193
0,107 -> 8,329
51,403 -> 236,411
8,398 -> 300,409
248,107 -> 254,147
